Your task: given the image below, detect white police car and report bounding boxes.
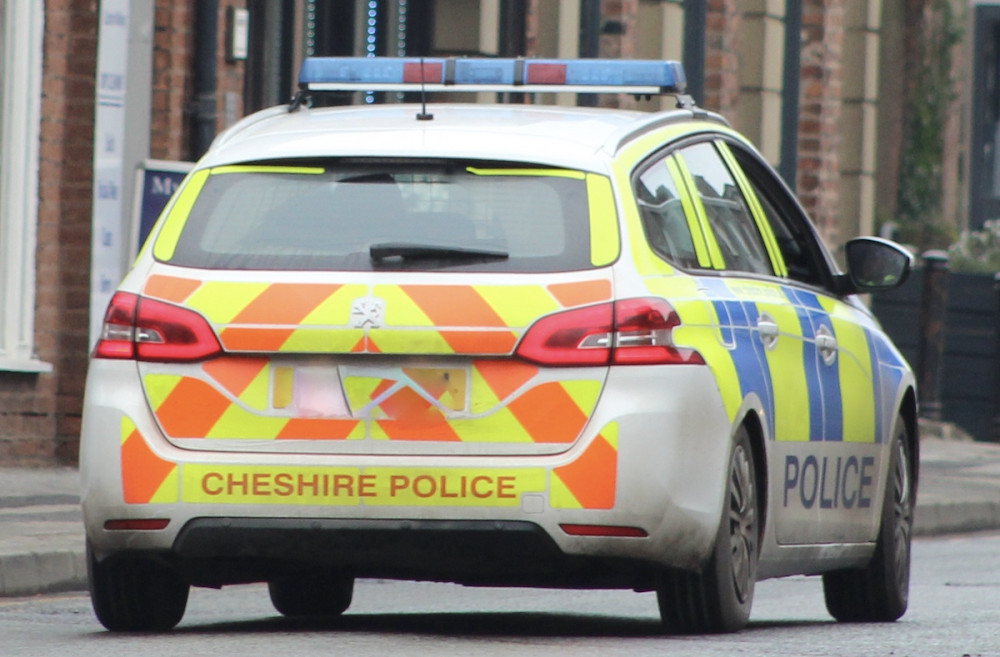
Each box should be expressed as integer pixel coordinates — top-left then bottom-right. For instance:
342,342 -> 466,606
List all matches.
80,57 -> 917,633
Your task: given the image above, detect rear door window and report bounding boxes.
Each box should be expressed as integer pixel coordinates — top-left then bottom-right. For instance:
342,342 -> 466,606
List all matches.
675,142 -> 774,276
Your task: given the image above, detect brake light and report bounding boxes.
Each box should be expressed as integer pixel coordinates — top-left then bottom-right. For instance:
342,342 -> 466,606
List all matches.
611,298 -> 704,365
95,292 -> 139,359
515,297 -> 704,366
95,292 -> 222,362
516,303 -> 614,366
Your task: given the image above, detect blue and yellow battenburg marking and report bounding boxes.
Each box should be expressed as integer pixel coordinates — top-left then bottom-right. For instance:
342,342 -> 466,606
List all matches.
785,287 -> 844,442
664,276 -> 907,445
610,121 -> 908,447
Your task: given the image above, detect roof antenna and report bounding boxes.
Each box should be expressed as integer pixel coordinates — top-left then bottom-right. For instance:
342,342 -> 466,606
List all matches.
416,57 -> 434,121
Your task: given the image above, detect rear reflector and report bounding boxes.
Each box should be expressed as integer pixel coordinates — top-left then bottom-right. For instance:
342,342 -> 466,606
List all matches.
95,292 -> 222,362
560,524 -> 648,538
104,519 -> 171,531
515,297 -> 704,366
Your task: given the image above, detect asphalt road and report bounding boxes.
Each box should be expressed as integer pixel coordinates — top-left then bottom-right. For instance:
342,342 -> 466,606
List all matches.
2,531 -> 998,657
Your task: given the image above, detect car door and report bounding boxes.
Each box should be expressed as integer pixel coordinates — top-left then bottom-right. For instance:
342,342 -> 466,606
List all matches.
717,140 -> 888,545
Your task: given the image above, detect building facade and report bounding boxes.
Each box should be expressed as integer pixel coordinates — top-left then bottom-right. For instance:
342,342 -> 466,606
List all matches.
0,0 -> 964,465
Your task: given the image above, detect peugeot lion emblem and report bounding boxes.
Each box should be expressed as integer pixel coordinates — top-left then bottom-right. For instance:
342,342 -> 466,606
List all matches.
350,297 -> 385,329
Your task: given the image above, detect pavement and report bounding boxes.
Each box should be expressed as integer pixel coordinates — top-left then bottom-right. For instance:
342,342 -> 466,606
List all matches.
2,423 -> 1000,598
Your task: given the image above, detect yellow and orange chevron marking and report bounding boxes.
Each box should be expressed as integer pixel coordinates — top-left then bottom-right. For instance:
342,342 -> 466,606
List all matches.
141,274 -> 613,356
142,357 -> 603,444
202,357 -> 270,409
550,423 -> 619,509
143,274 -> 202,303
144,373 -> 364,441
138,274 -> 613,444
120,418 -> 178,504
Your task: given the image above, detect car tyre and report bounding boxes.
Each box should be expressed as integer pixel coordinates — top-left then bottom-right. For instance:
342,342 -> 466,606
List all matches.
268,571 -> 354,618
87,541 -> 189,632
657,425 -> 759,634
823,417 -> 913,622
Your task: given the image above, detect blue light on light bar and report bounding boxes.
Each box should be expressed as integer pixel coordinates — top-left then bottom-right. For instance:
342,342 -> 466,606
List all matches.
452,58 -> 518,85
299,57 -> 447,86
298,57 -> 688,95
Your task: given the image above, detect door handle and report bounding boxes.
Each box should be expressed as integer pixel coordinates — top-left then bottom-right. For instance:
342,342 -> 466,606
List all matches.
815,326 -> 837,365
757,314 -> 779,350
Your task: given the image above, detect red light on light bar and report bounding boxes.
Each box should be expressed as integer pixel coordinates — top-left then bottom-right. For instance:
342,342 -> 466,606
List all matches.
560,524 -> 648,538
403,61 -> 443,83
104,519 -> 171,531
526,63 -> 567,85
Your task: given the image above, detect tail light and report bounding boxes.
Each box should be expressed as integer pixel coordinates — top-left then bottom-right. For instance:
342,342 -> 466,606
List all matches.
94,292 -> 222,362
515,297 -> 704,366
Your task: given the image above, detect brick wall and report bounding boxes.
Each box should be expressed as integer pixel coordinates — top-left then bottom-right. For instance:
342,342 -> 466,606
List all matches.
525,0 -> 541,57
598,0 -> 638,109
151,1 -> 192,160
151,1 -> 247,161
797,0 -> 845,246
599,0 -> 638,59
704,0 -> 741,116
8,0 -> 100,465
218,1 -> 248,127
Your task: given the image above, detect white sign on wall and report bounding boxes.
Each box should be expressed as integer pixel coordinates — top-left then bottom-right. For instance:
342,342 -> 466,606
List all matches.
89,0 -> 131,347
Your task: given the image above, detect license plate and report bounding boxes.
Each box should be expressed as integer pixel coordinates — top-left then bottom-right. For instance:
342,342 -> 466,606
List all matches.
273,364 -> 469,417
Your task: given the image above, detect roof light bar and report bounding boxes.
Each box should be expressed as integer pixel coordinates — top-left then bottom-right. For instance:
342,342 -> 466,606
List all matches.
297,57 -> 687,96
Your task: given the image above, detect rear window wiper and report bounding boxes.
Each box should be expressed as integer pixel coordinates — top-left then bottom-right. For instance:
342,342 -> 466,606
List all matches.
370,242 -> 509,263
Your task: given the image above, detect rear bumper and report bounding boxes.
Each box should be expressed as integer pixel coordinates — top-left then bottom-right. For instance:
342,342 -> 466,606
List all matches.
167,517 -> 660,589
81,359 -> 734,584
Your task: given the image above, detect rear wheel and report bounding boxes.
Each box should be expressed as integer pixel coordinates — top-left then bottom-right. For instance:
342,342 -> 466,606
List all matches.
87,541 -> 189,632
823,418 -> 913,622
268,571 -> 354,618
657,426 -> 759,633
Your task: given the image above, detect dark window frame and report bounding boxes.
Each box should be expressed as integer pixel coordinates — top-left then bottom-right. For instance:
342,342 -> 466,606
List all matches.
722,138 -> 840,293
630,132 -> 839,293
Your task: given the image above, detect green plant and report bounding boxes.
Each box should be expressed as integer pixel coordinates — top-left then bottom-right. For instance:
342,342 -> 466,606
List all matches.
894,0 -> 963,251
947,220 -> 1000,273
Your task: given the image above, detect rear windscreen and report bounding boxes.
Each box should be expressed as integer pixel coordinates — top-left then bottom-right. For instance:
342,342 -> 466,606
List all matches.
161,161 -> 606,272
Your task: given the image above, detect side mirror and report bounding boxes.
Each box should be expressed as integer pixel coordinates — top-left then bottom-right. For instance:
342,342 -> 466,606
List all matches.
842,236 -> 913,294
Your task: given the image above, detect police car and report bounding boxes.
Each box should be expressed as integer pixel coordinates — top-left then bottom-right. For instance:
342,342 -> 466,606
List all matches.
80,57 -> 917,633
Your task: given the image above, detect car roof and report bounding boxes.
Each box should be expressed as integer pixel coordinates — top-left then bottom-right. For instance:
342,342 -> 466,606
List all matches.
201,102 -> 712,172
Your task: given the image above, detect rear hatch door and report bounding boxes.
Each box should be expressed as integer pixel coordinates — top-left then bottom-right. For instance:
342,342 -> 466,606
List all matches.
134,160 -> 620,456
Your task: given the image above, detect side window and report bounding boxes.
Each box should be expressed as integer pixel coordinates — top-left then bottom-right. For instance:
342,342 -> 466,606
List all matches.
728,145 -> 832,288
635,155 -> 701,269
677,142 -> 773,276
